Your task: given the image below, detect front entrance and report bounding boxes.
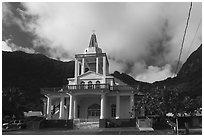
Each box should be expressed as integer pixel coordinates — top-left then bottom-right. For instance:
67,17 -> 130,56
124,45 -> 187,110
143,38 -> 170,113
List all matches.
77,95 -> 101,120
87,104 -> 100,119
74,103 -> 100,129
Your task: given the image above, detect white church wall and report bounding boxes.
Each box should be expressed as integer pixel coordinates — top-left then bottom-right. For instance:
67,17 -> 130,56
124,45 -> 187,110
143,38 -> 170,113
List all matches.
79,73 -> 103,80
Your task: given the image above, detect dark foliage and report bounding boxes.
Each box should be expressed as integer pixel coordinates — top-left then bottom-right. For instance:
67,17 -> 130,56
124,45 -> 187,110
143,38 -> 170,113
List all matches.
2,51 -> 74,117
134,45 -> 202,115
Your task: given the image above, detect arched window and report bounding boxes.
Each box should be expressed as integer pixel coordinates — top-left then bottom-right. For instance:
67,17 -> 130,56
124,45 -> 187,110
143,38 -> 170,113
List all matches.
80,81 -> 85,89
95,81 -> 100,89
88,81 -> 92,89
111,104 -> 116,117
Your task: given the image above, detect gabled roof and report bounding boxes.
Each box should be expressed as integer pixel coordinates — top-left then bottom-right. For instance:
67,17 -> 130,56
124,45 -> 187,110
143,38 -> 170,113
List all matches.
114,77 -> 128,85
113,77 -> 144,95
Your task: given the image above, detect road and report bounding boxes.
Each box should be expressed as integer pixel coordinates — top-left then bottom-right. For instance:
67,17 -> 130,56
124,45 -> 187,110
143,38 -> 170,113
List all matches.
2,128 -> 173,135
2,128 -> 201,135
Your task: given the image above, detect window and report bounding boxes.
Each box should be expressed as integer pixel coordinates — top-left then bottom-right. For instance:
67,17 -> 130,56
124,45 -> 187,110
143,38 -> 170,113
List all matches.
80,81 -> 85,89
111,104 -> 116,117
95,81 -> 100,89
88,104 -> 100,117
77,105 -> 80,118
64,98 -> 66,105
88,81 -> 92,89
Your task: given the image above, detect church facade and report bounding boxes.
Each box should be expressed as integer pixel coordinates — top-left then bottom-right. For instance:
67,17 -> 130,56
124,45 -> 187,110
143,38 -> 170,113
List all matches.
41,33 -> 142,128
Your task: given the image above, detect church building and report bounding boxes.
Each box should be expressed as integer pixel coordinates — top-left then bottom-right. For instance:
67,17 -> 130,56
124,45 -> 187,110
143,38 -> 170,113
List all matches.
41,33 -> 143,128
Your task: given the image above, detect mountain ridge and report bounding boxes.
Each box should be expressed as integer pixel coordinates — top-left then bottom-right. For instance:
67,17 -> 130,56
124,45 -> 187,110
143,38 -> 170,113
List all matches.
2,44 -> 202,117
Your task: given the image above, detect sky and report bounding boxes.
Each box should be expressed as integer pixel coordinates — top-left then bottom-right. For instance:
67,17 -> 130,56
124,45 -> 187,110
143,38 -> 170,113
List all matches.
2,2 -> 202,83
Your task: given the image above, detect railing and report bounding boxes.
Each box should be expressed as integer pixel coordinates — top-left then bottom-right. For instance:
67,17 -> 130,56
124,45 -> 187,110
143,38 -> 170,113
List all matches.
74,118 -> 99,123
41,87 -> 62,94
75,53 -> 106,58
41,84 -> 140,94
66,84 -> 110,90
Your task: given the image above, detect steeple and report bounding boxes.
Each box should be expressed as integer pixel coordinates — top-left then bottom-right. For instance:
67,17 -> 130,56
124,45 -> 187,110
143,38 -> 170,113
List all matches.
75,32 -> 109,77
89,33 -> 98,47
84,32 -> 102,54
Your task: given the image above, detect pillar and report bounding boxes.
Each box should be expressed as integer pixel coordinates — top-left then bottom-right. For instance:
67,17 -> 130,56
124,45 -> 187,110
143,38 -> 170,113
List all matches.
59,96 -> 65,119
46,96 -> 52,119
69,95 -> 74,119
43,100 -> 47,117
103,56 -> 106,76
75,59 -> 78,84
100,94 -> 106,119
77,61 -> 80,76
96,57 -> 99,73
73,96 -> 78,119
65,97 -> 69,119
130,94 -> 135,118
81,58 -> 85,74
116,94 -> 120,119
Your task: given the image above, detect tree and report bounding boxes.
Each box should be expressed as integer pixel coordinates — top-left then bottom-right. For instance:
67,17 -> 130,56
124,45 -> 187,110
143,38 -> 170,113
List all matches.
2,87 -> 42,119
136,87 -> 185,116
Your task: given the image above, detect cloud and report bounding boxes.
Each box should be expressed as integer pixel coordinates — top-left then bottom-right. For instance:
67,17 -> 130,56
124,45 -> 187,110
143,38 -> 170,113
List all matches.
2,2 -> 202,83
109,58 -> 128,74
2,41 -> 12,52
3,39 -> 35,54
135,64 -> 173,83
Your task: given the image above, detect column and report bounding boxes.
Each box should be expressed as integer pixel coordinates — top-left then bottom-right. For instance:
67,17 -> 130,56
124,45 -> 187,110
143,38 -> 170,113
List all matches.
65,97 -> 69,119
130,94 -> 135,118
103,56 -> 106,76
96,57 -> 99,73
116,94 -> 120,119
59,96 -> 65,119
43,100 -> 47,117
77,61 -> 80,76
75,59 -> 78,84
81,58 -> 85,74
100,94 -> 106,119
69,95 -> 74,119
73,96 -> 78,119
46,96 -> 52,119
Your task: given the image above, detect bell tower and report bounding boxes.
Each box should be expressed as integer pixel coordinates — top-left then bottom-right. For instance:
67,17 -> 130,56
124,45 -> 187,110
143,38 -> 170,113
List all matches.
74,33 -> 109,83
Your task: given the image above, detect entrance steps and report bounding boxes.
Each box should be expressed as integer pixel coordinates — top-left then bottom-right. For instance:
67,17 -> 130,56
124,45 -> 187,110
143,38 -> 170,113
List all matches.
74,119 -> 99,129
136,117 -> 154,131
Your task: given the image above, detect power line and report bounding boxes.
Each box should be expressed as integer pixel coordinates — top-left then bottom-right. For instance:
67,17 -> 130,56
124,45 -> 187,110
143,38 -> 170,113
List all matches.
185,19 -> 201,61
173,2 -> 193,77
